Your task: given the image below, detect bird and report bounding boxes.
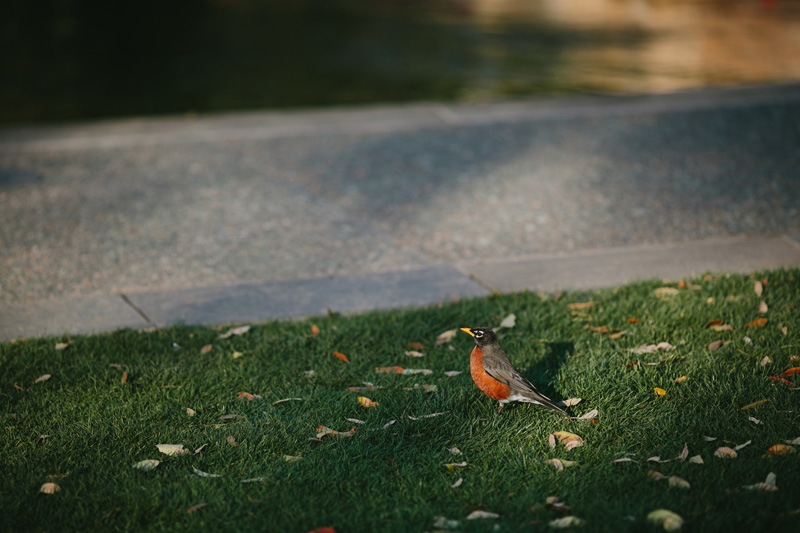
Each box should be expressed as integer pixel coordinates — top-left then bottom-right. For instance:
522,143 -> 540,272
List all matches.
460,327 -> 568,415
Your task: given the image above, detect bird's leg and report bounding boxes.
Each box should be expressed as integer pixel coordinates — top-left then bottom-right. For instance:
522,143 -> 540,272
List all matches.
497,402 -> 504,415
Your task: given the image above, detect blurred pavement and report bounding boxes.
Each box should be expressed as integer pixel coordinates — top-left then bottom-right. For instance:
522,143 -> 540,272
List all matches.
2,83 -> 800,340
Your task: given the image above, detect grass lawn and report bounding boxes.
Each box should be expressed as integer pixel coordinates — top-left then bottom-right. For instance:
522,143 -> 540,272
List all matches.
2,269 -> 799,532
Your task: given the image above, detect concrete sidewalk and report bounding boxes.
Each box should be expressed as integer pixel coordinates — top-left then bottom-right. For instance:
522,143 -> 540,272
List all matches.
2,83 -> 800,340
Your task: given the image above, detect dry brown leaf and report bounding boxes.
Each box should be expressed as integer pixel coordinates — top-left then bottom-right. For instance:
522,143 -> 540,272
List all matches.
443,371 -> 462,377
315,425 -> 356,439
33,374 -> 51,384
217,414 -> 245,420
628,318 -> 641,323
745,318 -> 768,329
40,482 -> 60,494
710,324 -> 733,332
194,444 -> 207,454
764,444 -> 796,456
466,510 -> 499,520
404,350 -> 425,357
689,455 -> 704,464
192,466 -> 221,478
613,457 -> 637,464
714,446 -> 737,458
548,431 -> 584,451
226,436 -> 237,447
187,502 -> 208,514
408,342 -> 425,350
333,351 -> 350,363
678,443 -> 689,461
311,324 -> 320,336
357,396 -> 379,408
133,459 -> 160,471
649,470 -> 667,480
156,444 -> 189,456
567,302 -> 596,310
654,287 -> 679,297
186,408 -> 196,417
743,472 -> 777,491
759,356 -> 772,367
120,372 -> 128,384
444,462 -> 468,471
450,477 -> 463,488
375,366 -> 404,374
498,313 -> 516,329
754,280 -> 763,296
200,344 -> 213,354
237,392 -> 262,401
708,340 -> 729,350
675,375 -> 687,383
549,516 -> 584,528
560,397 -> 582,407
401,368 -> 433,375
435,329 -> 458,345
668,476 -> 690,489
218,325 -> 250,339
759,301 -> 768,313
55,343 -> 69,351
782,367 -> 800,377
609,331 -> 627,339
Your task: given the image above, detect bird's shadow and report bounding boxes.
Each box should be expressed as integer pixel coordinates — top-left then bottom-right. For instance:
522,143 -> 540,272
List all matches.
523,340 -> 575,414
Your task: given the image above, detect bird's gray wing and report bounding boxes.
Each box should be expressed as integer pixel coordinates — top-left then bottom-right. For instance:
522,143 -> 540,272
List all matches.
482,353 -> 567,414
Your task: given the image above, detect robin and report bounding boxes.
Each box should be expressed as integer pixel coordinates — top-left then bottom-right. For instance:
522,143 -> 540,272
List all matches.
460,327 -> 568,415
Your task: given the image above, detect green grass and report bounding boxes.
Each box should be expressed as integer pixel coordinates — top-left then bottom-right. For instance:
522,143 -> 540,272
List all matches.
2,269 -> 799,532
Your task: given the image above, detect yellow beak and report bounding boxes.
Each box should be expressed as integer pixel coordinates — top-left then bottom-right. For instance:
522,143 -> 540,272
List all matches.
460,327 -> 475,336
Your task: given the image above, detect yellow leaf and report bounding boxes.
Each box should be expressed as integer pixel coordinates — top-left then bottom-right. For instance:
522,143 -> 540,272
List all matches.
647,509 -> 684,532
744,318 -> 768,328
675,376 -> 687,383
654,387 -> 666,396
444,462 -> 468,471
358,396 -> 379,408
765,444 -> 796,456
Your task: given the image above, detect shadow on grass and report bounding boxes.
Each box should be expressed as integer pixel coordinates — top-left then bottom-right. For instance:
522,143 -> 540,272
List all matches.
522,340 -> 574,414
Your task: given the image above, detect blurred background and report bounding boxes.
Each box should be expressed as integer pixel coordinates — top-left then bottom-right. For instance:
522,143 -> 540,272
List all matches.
3,0 -> 800,126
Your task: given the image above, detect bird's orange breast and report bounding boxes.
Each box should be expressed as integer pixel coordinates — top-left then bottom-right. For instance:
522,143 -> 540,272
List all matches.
470,346 -> 511,400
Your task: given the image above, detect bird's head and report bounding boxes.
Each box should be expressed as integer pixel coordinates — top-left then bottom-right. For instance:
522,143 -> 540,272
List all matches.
460,327 -> 497,347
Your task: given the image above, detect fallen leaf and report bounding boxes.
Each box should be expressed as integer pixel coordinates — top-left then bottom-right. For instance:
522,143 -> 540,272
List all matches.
333,351 -> 349,363
271,397 -> 303,405
647,456 -> 662,463
498,314 -> 516,329
345,418 -> 366,424
654,388 -> 666,397
192,466 -> 221,478
450,477 -> 463,488
576,409 -> 598,420
561,397 -> 582,407
649,471 -> 667,481
765,444 -> 796,456
703,436 -> 717,441
358,396 -> 379,408
631,342 -> 675,354
759,301 -> 768,313
567,302 -> 595,310
443,371 -> 462,377
675,375 -> 687,383
768,376 -> 795,386
548,431 -> 584,451
35,434 -> 49,444
33,374 -> 51,384
200,344 -> 213,354
237,392 -> 263,401
689,455 -> 704,464
156,444 -> 188,456
785,437 -> 800,445
404,350 -> 425,357
628,318 -> 641,323
613,457 -> 637,464
549,516 -> 584,528
609,331 -> 627,339
760,356 -> 772,366
706,320 -> 723,328
466,510 -> 499,520
218,325 -> 250,339
710,324 -> 733,332
232,351 -> 244,359
782,367 -> 800,377
315,426 -> 356,439
284,455 -> 303,462
433,517 -> 460,529
408,412 -> 447,420
217,414 -> 245,420
194,444 -> 207,454
306,528 -> 336,533
444,462 -> 468,471
303,369 -> 316,377
39,482 -> 60,494
401,368 -> 433,375
382,420 -> 396,430
241,477 -> 266,484
435,329 -> 458,345
743,336 -> 753,345
133,460 -> 160,471
714,447 -> 737,458
311,324 -> 320,336
745,318 -> 768,328
647,509 -> 684,532
741,399 -> 769,410
186,408 -> 196,417
743,472 -> 777,492
782,327 -> 788,335
375,366 -> 404,374
226,436 -> 237,447
708,340 -> 729,350
55,343 -> 68,351
754,280 -> 763,296
187,502 -> 208,514
447,447 -> 462,455
678,443 -> 689,461
748,416 -> 763,425
120,371 -> 129,384
668,476 -> 691,489
654,287 -> 680,297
